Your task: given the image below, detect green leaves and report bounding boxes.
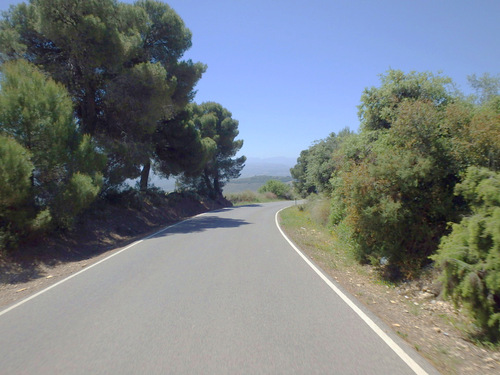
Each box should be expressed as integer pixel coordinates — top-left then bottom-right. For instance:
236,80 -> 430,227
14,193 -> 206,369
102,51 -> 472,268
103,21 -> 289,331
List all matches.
176,102 -> 246,199
0,60 -> 104,236
433,167 -> 500,340
0,0 -> 208,191
0,1 -> 243,248
0,135 -> 33,210
290,129 -> 353,197
0,59 -> 75,176
258,179 -> 292,200
358,70 -> 453,131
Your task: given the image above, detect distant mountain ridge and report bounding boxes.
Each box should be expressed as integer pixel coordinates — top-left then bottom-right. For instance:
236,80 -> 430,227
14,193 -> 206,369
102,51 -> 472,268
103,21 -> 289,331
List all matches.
240,156 -> 296,178
223,175 -> 292,194
137,156 -> 297,193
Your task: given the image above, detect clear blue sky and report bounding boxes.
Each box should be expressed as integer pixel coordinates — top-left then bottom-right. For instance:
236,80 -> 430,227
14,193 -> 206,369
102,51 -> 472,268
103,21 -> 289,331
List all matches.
1,0 -> 499,160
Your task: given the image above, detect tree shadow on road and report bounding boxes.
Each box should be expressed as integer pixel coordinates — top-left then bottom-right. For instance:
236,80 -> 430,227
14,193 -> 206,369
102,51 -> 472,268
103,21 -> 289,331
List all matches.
151,215 -> 250,238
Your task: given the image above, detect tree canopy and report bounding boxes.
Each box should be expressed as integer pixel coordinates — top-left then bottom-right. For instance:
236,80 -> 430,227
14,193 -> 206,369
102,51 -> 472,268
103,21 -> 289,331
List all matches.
0,0 -> 207,190
0,1 -> 246,250
177,102 -> 246,199
291,68 -> 500,337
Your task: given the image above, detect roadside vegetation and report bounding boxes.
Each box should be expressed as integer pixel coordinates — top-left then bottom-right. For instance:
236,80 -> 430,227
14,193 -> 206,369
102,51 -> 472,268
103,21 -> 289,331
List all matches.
279,201 -> 500,374
223,175 -> 292,194
0,0 -> 245,252
289,70 -> 500,343
227,179 -> 295,205
0,0 -> 498,362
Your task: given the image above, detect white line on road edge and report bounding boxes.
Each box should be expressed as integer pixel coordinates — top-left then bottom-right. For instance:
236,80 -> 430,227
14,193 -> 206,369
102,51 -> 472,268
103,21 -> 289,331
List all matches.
275,208 -> 430,375
0,217 -> 191,318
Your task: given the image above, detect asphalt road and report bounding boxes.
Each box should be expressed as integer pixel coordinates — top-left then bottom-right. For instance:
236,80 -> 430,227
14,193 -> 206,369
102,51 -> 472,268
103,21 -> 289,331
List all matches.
0,201 -> 440,374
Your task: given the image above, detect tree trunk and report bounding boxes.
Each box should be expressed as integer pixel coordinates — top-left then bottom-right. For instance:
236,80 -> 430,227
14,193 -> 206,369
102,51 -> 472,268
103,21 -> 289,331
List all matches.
213,174 -> 222,199
81,80 -> 98,135
202,170 -> 214,198
140,161 -> 151,192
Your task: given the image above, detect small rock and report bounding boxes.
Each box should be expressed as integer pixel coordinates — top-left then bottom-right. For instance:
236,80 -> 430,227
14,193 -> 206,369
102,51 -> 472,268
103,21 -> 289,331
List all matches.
392,323 -> 401,327
16,287 -> 28,293
419,291 -> 435,300
46,275 -> 54,279
390,300 -> 397,304
433,327 -> 441,333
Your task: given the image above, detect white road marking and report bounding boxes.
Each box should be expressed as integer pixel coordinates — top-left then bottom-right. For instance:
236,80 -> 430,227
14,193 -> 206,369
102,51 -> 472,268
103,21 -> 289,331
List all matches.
275,208 -> 429,375
0,217 -> 191,318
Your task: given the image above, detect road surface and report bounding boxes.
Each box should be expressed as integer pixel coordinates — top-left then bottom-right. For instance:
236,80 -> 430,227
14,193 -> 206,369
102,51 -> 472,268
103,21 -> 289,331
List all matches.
0,201 -> 439,374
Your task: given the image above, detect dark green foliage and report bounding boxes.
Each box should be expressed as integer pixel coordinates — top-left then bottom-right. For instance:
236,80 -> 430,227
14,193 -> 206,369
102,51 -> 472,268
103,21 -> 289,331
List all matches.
444,98 -> 500,171
290,149 -> 313,197
432,167 -> 500,341
0,1 -> 245,251
0,60 -> 104,234
337,103 -> 461,276
258,179 -> 292,200
358,70 -> 453,131
0,135 -> 34,249
0,0 -> 207,190
290,129 -> 352,197
292,69 -> 494,279
323,71 -> 464,277
177,102 -> 246,199
154,108 -> 215,178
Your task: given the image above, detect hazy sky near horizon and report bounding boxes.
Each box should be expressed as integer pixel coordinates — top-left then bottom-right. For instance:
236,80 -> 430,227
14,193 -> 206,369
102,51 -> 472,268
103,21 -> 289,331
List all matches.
0,0 -> 498,160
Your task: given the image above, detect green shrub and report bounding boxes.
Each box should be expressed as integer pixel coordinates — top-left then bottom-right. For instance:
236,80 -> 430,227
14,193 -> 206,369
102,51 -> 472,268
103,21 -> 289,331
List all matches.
432,167 -> 500,341
54,172 -> 103,228
227,190 -> 258,204
0,60 -> 104,235
334,100 -> 460,278
0,136 -> 34,250
258,179 -> 292,199
0,136 -> 33,209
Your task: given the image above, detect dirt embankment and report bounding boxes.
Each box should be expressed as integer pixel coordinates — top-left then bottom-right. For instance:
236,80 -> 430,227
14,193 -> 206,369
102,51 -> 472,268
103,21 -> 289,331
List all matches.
0,191 -> 231,308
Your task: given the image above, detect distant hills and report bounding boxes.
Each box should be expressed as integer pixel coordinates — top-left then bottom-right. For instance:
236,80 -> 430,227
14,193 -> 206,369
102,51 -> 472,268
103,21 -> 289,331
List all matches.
239,156 -> 296,178
223,157 -> 296,193
143,156 -> 297,193
223,175 -> 293,194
